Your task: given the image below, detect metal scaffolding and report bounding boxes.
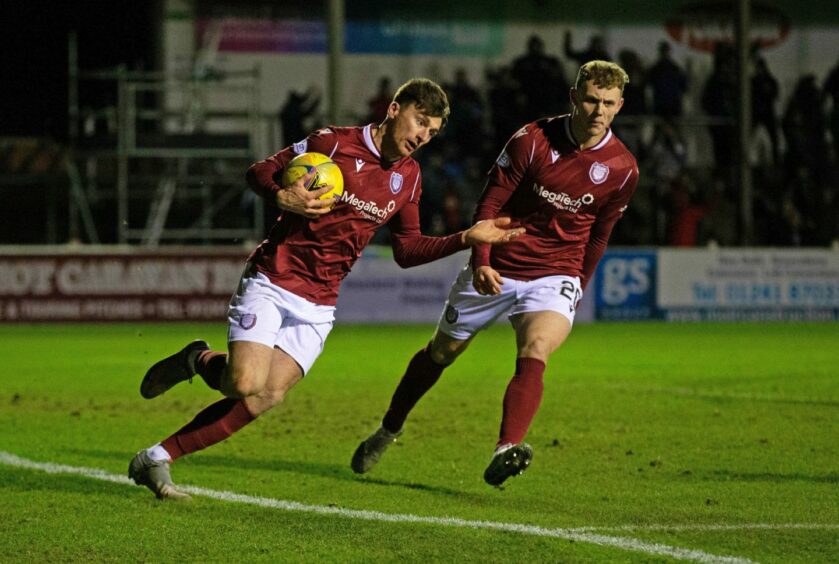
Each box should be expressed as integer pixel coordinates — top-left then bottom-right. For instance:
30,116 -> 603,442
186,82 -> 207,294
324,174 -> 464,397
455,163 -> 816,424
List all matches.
68,34 -> 266,247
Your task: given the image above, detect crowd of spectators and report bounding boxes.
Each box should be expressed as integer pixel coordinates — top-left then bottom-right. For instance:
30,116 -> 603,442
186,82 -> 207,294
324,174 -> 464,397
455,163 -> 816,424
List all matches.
351,35 -> 839,249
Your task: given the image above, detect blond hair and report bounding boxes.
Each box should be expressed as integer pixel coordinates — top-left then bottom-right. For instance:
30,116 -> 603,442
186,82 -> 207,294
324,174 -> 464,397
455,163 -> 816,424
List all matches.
574,60 -> 630,93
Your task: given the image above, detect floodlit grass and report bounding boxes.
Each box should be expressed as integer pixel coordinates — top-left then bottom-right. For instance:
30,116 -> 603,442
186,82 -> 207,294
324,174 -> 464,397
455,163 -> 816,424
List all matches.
1,321 -> 837,562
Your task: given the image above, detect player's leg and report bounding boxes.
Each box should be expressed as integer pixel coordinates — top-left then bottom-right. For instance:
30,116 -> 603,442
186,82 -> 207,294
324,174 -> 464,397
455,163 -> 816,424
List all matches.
239,343 -> 305,414
484,275 -> 580,486
144,281 -> 329,462
130,307 -> 332,500
352,265 -> 513,474
129,340 -> 276,500
138,265 -> 272,399
351,330 -> 471,474
138,337 -> 280,401
139,339 -> 212,399
483,311 -> 571,486
382,330 -> 471,433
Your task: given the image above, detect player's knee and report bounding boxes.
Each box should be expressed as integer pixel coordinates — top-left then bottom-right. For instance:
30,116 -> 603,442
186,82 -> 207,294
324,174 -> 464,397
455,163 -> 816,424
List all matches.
519,336 -> 557,361
222,370 -> 265,399
428,350 -> 449,365
427,338 -> 467,365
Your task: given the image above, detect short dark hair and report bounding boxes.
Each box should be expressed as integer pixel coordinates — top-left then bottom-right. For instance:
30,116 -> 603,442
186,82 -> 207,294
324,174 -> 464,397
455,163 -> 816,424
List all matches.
393,78 -> 450,126
575,60 -> 630,94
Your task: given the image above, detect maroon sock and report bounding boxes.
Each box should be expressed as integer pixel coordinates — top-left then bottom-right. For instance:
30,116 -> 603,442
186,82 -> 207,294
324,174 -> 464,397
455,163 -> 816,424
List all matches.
196,350 -> 227,391
497,357 -> 546,447
382,347 -> 446,433
161,398 -> 255,460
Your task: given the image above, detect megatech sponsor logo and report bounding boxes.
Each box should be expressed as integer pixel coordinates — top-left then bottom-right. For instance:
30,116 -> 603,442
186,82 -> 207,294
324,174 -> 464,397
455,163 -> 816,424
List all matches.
532,183 -> 594,213
340,192 -> 397,223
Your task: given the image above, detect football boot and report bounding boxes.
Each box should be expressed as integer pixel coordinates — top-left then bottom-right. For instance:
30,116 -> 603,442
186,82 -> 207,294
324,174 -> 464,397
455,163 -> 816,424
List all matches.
483,443 -> 533,486
140,340 -> 209,399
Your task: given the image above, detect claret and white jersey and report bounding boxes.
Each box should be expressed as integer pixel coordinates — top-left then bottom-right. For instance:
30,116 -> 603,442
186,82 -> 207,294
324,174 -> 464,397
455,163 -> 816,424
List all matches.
246,125 -> 465,306
472,115 -> 639,288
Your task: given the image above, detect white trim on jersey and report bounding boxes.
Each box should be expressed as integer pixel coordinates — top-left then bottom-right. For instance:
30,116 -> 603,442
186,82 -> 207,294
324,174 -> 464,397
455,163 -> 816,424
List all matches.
590,129 -> 613,151
561,115 -> 612,152
327,141 -> 339,159
362,124 -> 380,158
409,174 -> 420,201
618,168 -> 634,190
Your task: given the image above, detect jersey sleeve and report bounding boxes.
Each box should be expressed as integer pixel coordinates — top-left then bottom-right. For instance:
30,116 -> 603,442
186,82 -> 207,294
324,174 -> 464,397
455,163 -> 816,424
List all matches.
470,127 -> 532,270
389,170 -> 467,267
580,164 -> 639,289
245,129 -> 339,203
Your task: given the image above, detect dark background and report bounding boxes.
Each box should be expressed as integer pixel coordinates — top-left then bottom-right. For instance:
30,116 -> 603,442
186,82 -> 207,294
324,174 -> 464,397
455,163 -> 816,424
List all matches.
1,1 -> 161,140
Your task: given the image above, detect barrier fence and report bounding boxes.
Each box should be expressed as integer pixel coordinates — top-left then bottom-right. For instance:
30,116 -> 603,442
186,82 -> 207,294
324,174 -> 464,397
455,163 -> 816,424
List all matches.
1,246 -> 836,323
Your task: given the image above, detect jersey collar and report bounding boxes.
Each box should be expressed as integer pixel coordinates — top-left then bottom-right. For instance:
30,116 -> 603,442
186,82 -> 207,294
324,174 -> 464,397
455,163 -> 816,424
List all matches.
563,115 -> 612,152
362,124 -> 381,158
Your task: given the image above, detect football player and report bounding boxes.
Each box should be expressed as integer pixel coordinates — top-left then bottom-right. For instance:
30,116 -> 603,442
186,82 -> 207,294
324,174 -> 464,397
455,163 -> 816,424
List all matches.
128,78 -> 524,499
352,61 -> 639,487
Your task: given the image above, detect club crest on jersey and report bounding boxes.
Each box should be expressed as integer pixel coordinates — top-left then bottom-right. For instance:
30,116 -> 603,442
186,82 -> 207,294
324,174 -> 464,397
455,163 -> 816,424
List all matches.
293,140 -> 308,154
389,172 -> 403,194
238,312 -> 257,330
589,162 -> 609,184
497,150 -> 511,168
444,304 -> 459,324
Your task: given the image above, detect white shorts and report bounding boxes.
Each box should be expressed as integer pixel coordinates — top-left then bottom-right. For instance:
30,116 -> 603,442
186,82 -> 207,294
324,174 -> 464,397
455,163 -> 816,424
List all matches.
437,266 -> 582,340
227,268 -> 335,375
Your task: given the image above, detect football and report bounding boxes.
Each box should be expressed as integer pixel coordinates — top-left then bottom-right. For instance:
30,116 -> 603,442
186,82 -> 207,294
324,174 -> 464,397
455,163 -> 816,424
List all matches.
281,152 -> 344,200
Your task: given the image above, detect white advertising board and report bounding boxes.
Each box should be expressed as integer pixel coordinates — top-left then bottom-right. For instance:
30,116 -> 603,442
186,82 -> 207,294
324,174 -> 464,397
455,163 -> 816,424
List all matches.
657,248 -> 839,321
335,249 -> 595,324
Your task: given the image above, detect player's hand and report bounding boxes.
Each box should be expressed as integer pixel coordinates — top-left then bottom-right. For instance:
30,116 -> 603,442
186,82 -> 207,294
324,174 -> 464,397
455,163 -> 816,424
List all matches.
275,172 -> 337,219
472,265 -> 504,296
461,217 -> 525,246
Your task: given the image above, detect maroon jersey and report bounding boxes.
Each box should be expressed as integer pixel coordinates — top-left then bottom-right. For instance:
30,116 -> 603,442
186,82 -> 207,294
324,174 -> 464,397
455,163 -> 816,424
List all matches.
246,125 -> 465,305
472,115 -> 638,288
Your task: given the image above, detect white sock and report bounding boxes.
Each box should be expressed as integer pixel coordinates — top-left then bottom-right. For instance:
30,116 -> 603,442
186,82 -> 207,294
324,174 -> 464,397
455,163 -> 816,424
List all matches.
146,443 -> 172,462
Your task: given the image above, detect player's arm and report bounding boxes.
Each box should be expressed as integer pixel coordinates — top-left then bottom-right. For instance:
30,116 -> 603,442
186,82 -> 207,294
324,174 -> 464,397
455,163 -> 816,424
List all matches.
467,186 -> 517,295
388,202 -> 522,268
580,166 -> 639,289
472,265 -> 504,296
245,138 -> 335,219
469,129 -> 531,291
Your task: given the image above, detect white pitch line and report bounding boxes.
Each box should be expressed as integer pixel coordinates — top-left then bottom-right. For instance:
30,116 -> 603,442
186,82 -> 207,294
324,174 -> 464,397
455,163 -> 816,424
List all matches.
0,450 -> 755,564
570,523 -> 839,533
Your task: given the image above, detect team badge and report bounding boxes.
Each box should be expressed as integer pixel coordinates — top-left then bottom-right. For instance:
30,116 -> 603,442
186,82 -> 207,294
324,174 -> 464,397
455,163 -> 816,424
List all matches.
239,313 -> 257,330
444,304 -> 459,324
497,150 -> 511,168
293,140 -> 308,154
589,162 -> 609,184
390,172 -> 403,194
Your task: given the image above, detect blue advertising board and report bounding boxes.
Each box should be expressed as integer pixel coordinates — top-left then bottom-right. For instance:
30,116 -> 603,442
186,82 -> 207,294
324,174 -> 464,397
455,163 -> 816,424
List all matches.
593,250 -> 658,320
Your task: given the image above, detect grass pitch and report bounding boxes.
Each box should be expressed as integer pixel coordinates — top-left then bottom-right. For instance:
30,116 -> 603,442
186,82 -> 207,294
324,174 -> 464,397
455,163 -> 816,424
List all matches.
1,321 -> 837,562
